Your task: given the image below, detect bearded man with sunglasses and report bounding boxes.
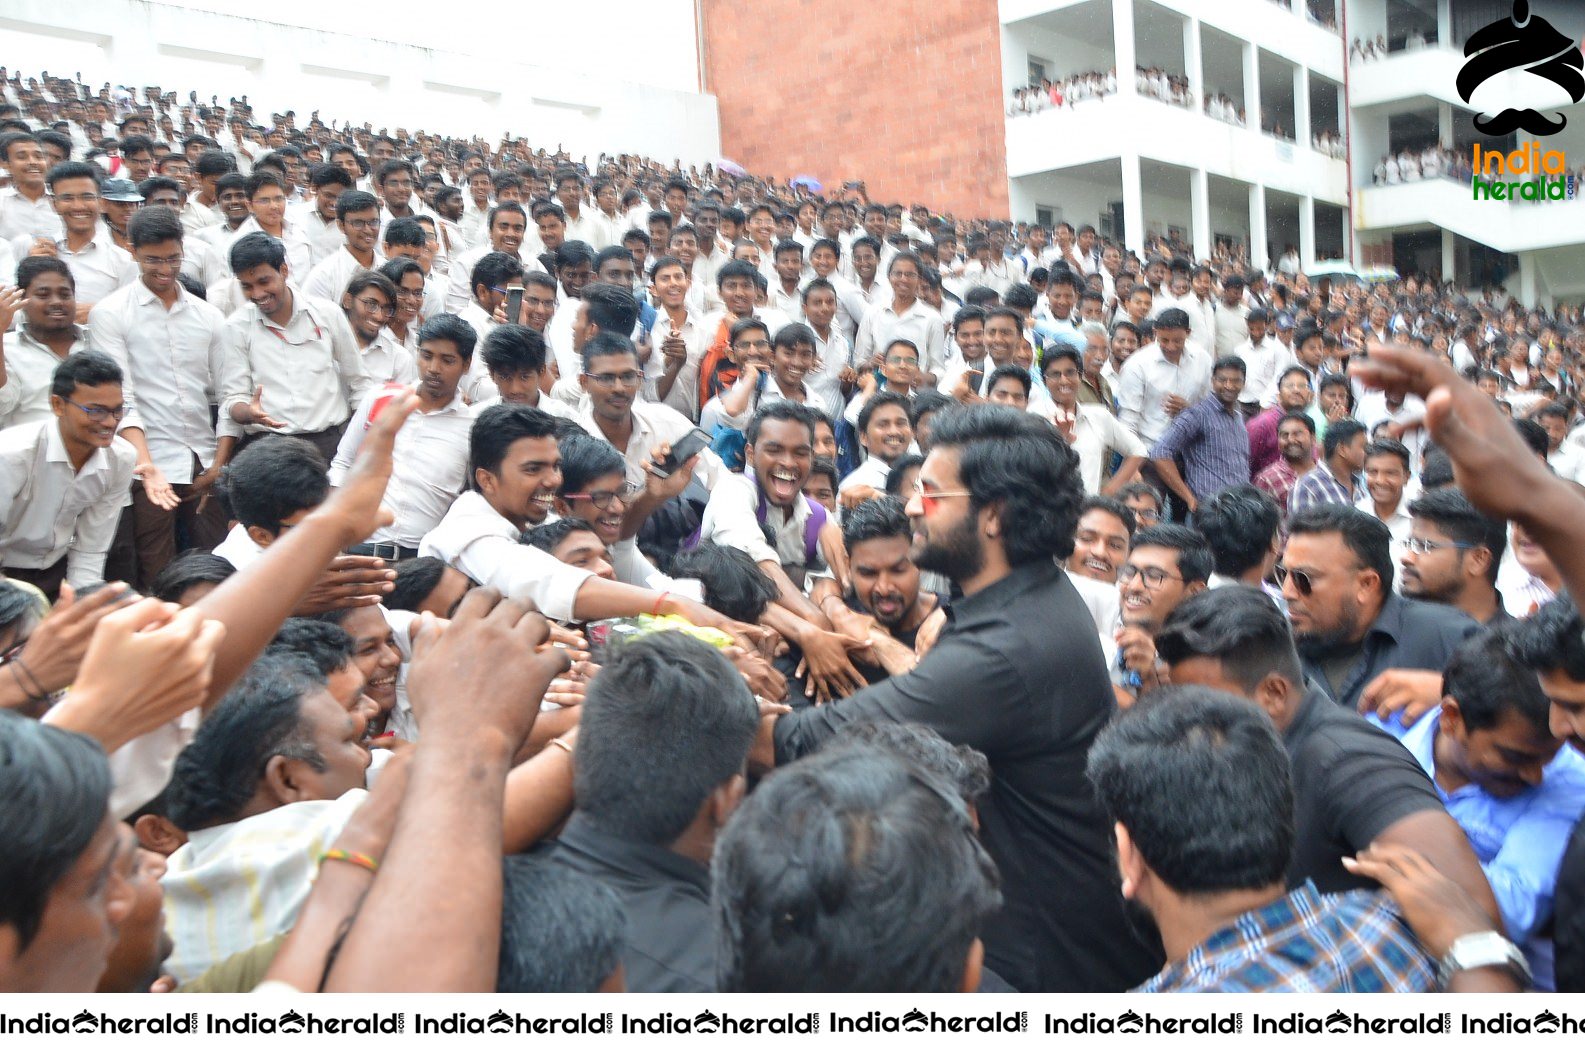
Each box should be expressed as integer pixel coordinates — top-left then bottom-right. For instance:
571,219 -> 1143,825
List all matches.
1281,504 -> 1479,710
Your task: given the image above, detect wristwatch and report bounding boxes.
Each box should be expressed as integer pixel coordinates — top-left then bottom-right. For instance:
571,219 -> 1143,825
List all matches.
1437,931 -> 1531,989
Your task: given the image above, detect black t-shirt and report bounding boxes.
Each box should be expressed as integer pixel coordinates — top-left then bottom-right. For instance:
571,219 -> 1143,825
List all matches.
1556,813 -> 1585,992
1284,682 -> 1445,893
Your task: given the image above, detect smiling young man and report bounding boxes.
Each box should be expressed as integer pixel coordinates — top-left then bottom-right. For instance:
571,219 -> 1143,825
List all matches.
0,351 -> 137,599
185,171 -> 252,289
555,433 -> 672,590
1399,488 -> 1511,627
0,132 -> 63,242
329,313 -> 475,561
838,389 -> 914,504
301,189 -> 384,304
31,161 -> 137,311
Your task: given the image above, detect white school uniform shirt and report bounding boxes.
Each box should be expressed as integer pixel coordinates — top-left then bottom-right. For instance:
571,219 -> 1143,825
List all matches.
459,197 -> 493,248
0,326 -> 93,429
419,491 -> 592,621
1041,402 -> 1148,494
697,472 -> 833,580
457,300 -> 503,402
0,420 -> 136,588
445,242 -> 529,312
330,387 -> 472,547
355,328 -> 419,385
89,280 -> 239,483
301,245 -> 385,304
649,307 -> 709,420
179,195 -> 221,237
218,285 -> 375,435
806,325 -> 853,421
576,397 -> 725,493
292,203 -> 346,267
13,234 -> 137,306
212,522 -> 265,570
0,186 -> 63,242
853,297 -> 948,376
1235,335 -> 1293,407
1115,341 -> 1213,445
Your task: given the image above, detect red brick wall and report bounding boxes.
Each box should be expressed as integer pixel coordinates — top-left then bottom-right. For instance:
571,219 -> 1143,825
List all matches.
700,0 -> 1009,219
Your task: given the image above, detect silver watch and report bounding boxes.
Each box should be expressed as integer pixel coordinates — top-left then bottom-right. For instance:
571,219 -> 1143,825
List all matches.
1437,931 -> 1531,988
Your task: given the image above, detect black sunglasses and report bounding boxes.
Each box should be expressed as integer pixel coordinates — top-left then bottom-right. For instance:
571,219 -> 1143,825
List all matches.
1274,563 -> 1316,597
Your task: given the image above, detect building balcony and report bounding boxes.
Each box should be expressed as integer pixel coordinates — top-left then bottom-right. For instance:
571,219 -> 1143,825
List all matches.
1348,43 -> 1579,114
1356,177 -> 1585,255
1005,92 -> 1347,204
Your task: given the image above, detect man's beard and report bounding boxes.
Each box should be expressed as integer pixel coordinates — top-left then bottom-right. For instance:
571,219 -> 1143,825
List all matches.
914,514 -> 983,584
1292,606 -> 1362,659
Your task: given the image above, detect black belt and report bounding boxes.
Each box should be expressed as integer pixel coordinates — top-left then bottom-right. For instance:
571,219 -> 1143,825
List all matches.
347,542 -> 419,561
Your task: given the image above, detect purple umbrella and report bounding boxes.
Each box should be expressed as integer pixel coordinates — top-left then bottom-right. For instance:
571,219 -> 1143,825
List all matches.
790,174 -> 823,192
716,158 -> 747,177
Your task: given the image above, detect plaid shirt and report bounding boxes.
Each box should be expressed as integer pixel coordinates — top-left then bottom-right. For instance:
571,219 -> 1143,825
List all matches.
1149,395 -> 1251,502
1136,882 -> 1437,992
1287,459 -> 1362,518
1255,459 -> 1304,513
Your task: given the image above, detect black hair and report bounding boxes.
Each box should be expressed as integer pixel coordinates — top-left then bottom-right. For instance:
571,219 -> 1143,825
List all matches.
378,256 -> 424,292
149,551 -> 235,604
194,149 -> 237,178
334,188 -> 379,221
0,710 -> 110,950
385,557 -> 448,613
308,162 -> 354,190
986,363 -> 1032,397
883,454 -> 925,497
482,324 -> 547,375
228,231 -> 286,274
1278,409 -> 1317,436
44,160 -> 99,190
1212,355 -> 1247,378
127,204 -> 183,249
1321,417 -> 1366,459
715,259 -> 758,289
927,405 -> 1084,564
267,618 -> 355,679
523,517 -> 598,556
1131,523 -> 1214,585
1514,417 -> 1550,457
669,542 -> 779,624
1406,488 -> 1506,586
909,390 -> 952,429
165,654 -> 327,831
824,722 -> 991,805
498,852 -> 625,992
746,400 -> 818,448
1363,437 -> 1411,470
1154,307 -> 1190,332
1192,485 -> 1279,579
470,405 -> 560,484
557,433 -> 626,495
16,256 -> 72,293
1080,494 -> 1137,537
713,744 -> 999,992
580,282 -> 639,335
575,632 -> 757,844
857,389 -> 912,437
470,252 -> 523,299
1442,628 -> 1550,735
417,313 -> 477,361
381,216 -> 425,250
842,494 -> 911,554
1001,283 -> 1039,313
1087,686 -> 1294,894
1286,503 -> 1394,592
1156,586 -> 1305,691
1421,447 -> 1456,488
49,350 -> 122,400
1513,593 -> 1585,682
581,331 -> 638,370
217,436 -> 329,534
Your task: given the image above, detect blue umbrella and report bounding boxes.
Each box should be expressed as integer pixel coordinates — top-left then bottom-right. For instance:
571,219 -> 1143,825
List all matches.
790,174 -> 823,192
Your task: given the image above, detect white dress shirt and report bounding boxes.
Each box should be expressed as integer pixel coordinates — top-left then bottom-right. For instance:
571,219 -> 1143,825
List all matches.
1043,403 -> 1148,494
212,522 -> 266,570
853,297 -> 948,376
292,203 -> 346,268
1115,341 -> 1213,445
576,398 -> 724,492
1234,335 -> 1293,408
445,242 -> 530,312
25,235 -> 137,305
418,490 -> 592,621
179,196 -> 221,237
219,285 -> 374,435
89,281 -> 238,483
0,187 -> 63,242
330,388 -> 471,547
0,420 -> 135,587
648,307 -> 709,419
356,328 -> 418,385
806,325 -> 853,421
697,472 -> 832,579
301,245 -> 384,304
0,325 -> 93,428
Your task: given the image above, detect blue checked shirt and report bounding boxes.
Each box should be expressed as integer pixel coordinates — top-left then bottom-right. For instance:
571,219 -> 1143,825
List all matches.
1136,882 -> 1437,992
1287,459 -> 1363,519
1148,394 -> 1251,503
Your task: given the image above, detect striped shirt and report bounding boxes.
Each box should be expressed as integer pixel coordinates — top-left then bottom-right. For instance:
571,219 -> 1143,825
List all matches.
1288,459 -> 1362,518
1149,395 -> 1251,502
1137,882 -> 1437,992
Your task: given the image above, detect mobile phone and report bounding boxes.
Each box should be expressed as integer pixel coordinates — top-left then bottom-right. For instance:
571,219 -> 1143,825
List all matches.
654,428 -> 711,478
505,287 -> 523,322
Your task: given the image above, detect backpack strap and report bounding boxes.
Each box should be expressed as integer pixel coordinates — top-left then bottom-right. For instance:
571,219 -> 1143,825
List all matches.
753,479 -> 824,568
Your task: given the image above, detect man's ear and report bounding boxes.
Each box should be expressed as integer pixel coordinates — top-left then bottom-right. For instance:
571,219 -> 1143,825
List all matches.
245,524 -> 277,549
980,499 -> 1003,540
1114,821 -> 1146,900
261,754 -> 315,807
707,772 -> 746,830
133,813 -> 188,857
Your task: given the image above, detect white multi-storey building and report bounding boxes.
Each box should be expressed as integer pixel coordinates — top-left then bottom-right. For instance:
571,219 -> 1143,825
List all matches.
1000,0 -> 1585,304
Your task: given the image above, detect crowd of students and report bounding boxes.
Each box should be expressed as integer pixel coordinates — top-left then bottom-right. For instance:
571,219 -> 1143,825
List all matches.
1,65 -> 1584,997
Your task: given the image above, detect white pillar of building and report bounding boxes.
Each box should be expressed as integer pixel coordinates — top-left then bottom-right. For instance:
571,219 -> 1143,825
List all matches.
1437,0 -> 1452,47
1115,0 -> 1138,99
1441,229 -> 1456,282
1438,101 -> 1453,148
1294,64 -> 1311,149
1518,253 -> 1539,307
1184,17 -> 1203,112
1191,168 -> 1212,261
1244,42 -> 1262,135
1122,157 -> 1146,258
1249,182 -> 1268,270
1299,195 -> 1317,267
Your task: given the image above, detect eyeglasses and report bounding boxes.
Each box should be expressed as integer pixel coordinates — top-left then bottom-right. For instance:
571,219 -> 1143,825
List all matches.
342,218 -> 381,230
137,253 -> 184,270
1118,564 -> 1183,589
1274,563 -> 1316,597
563,483 -> 639,510
1404,537 -> 1478,556
733,339 -> 771,352
583,370 -> 644,388
912,481 -> 972,514
53,193 -> 99,205
64,399 -> 127,422
886,356 -> 919,366
354,296 -> 395,317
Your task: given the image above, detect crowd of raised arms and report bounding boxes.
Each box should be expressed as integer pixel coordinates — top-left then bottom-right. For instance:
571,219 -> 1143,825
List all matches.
1,67 -> 1585,997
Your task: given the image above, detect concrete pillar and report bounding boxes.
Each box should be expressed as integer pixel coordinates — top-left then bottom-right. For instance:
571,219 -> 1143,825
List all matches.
1184,18 -> 1203,112
1115,0 -> 1138,99
1294,64 -> 1311,149
1249,182 -> 1268,270
1518,253 -> 1538,307
1244,42 -> 1262,134
1436,0 -> 1452,48
1191,168 -> 1212,261
1300,195 -> 1317,267
1122,156 -> 1146,258
1438,101 -> 1453,148
1441,229 -> 1456,284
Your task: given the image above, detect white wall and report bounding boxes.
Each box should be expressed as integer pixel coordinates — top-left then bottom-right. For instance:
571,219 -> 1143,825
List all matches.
0,0 -> 720,163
